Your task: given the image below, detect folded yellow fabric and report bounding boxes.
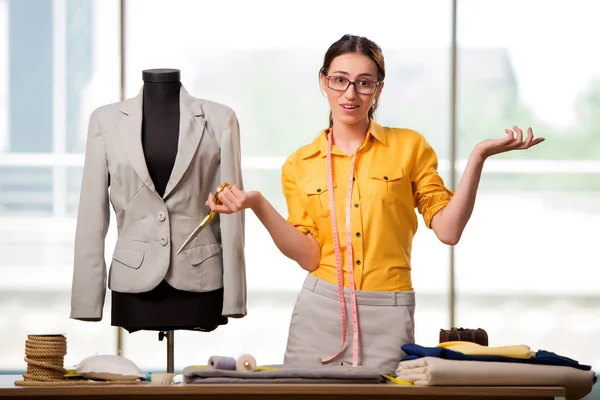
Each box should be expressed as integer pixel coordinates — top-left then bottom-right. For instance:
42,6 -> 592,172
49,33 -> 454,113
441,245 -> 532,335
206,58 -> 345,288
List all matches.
437,341 -> 534,359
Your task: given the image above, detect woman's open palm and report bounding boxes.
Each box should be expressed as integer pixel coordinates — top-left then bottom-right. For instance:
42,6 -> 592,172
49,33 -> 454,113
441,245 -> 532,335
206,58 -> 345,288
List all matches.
475,126 -> 545,158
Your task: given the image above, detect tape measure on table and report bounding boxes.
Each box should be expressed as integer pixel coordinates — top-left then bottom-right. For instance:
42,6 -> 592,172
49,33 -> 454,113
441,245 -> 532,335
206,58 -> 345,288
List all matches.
319,128 -> 365,367
382,374 -> 413,385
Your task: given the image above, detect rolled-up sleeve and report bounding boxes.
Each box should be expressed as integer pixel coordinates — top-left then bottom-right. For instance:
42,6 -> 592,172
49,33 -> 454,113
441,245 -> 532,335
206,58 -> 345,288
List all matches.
411,136 -> 454,228
281,156 -> 318,239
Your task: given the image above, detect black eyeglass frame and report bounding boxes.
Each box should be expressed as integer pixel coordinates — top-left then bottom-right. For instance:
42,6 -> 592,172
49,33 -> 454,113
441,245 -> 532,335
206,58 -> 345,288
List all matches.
325,75 -> 382,95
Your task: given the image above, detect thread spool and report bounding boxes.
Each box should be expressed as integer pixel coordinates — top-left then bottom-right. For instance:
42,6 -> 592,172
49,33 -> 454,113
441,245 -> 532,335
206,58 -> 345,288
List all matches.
235,354 -> 257,372
208,356 -> 237,370
149,373 -> 176,385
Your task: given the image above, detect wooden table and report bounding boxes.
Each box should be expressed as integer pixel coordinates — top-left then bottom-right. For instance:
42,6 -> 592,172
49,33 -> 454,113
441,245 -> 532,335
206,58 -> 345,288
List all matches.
0,378 -> 566,400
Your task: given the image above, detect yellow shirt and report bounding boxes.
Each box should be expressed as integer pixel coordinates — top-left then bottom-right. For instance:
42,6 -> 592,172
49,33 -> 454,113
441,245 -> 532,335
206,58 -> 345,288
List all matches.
281,120 -> 453,292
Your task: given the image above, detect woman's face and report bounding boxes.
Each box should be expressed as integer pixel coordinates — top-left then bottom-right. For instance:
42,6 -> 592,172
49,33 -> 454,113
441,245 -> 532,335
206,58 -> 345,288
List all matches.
321,52 -> 384,127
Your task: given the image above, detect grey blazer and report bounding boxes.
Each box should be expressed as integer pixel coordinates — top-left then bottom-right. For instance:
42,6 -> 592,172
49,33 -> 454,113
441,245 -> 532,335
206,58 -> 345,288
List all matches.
70,86 -> 246,322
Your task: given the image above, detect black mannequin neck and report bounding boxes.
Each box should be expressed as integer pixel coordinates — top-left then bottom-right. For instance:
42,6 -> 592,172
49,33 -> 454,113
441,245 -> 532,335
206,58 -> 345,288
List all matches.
143,81 -> 181,108
140,69 -> 181,198
142,68 -> 181,108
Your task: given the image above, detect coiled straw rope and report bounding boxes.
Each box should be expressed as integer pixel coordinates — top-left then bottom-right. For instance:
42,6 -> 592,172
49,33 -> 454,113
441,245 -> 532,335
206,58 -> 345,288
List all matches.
14,335 -> 140,386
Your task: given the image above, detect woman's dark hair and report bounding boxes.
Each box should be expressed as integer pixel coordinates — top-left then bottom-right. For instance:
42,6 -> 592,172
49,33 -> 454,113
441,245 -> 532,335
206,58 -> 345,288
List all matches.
320,34 -> 385,127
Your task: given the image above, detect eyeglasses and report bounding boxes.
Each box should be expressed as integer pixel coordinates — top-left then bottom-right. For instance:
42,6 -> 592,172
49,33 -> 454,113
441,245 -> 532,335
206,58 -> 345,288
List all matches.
326,76 -> 381,95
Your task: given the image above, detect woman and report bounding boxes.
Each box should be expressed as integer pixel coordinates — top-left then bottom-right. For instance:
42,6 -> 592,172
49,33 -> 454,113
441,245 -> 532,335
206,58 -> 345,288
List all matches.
206,34 -> 544,373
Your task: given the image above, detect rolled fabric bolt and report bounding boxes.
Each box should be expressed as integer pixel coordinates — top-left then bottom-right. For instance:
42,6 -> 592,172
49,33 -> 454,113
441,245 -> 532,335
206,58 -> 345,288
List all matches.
208,356 -> 237,370
236,354 -> 257,372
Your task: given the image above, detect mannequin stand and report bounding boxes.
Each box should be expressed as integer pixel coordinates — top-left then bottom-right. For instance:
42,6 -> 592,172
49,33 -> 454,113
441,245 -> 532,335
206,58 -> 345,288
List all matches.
158,331 -> 175,373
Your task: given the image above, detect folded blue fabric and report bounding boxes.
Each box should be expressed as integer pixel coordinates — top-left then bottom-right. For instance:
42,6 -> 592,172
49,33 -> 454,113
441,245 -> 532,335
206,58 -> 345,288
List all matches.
401,344 -> 592,371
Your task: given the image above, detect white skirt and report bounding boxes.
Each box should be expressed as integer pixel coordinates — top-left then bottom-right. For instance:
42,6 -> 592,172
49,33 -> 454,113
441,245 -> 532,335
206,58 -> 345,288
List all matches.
283,273 -> 416,374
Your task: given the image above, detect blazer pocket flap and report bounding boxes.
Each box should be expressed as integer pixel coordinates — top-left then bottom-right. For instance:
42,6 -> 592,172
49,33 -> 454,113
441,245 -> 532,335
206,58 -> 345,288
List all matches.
369,166 -> 404,182
113,248 -> 144,269
185,244 -> 222,266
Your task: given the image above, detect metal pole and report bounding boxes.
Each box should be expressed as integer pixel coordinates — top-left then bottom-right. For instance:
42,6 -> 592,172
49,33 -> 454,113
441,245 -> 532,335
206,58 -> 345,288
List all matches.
167,331 -> 175,373
116,0 -> 126,357
449,0 -> 458,329
119,0 -> 125,102
51,0 -> 67,219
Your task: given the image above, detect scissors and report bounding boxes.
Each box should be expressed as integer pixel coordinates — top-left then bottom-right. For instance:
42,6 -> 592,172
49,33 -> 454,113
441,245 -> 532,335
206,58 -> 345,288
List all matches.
176,182 -> 229,255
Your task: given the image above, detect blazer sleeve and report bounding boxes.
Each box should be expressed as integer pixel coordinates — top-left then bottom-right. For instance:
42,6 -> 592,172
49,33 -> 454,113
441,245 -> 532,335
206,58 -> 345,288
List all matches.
70,111 -> 110,321
219,110 -> 247,318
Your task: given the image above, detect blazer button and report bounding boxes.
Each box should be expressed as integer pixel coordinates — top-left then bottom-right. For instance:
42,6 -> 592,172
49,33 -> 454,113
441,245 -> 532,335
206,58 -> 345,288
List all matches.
160,237 -> 169,246
157,211 -> 166,222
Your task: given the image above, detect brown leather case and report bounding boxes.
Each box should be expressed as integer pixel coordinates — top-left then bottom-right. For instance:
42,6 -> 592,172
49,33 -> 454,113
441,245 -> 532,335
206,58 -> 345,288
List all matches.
439,327 -> 489,346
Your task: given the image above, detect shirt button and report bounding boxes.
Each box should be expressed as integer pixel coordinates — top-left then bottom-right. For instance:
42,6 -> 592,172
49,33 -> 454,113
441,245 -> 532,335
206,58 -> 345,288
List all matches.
160,237 -> 169,246
383,176 -> 389,180
356,232 -> 361,237
354,204 -> 359,208
356,260 -> 361,265
316,188 -> 322,193
157,211 -> 166,222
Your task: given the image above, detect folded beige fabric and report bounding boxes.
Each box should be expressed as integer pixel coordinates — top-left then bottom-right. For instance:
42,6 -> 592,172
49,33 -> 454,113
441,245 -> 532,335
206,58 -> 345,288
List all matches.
396,357 -> 595,400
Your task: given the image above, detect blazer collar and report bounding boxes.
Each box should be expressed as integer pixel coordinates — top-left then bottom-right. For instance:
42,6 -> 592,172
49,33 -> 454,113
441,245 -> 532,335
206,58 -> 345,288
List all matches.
118,85 -> 206,199
300,119 -> 388,160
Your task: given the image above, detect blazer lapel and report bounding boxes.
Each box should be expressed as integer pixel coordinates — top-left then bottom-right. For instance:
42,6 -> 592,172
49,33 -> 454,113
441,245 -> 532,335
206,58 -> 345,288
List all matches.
118,89 -> 158,195
162,86 -> 205,199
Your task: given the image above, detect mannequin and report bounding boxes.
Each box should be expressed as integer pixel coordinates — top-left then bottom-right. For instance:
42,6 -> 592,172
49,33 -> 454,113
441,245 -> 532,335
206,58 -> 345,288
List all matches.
71,64 -> 247,362
110,69 -> 228,333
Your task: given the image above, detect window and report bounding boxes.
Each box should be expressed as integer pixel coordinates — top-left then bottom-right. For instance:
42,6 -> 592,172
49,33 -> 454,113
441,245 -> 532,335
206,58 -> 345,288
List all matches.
2,0 -> 595,376
122,0 -> 452,369
455,0 -> 600,369
0,0 -> 120,370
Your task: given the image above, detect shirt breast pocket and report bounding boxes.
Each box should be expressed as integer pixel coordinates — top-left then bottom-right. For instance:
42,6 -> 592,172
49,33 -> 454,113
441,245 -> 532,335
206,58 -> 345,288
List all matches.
368,167 -> 405,204
303,180 -> 334,218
